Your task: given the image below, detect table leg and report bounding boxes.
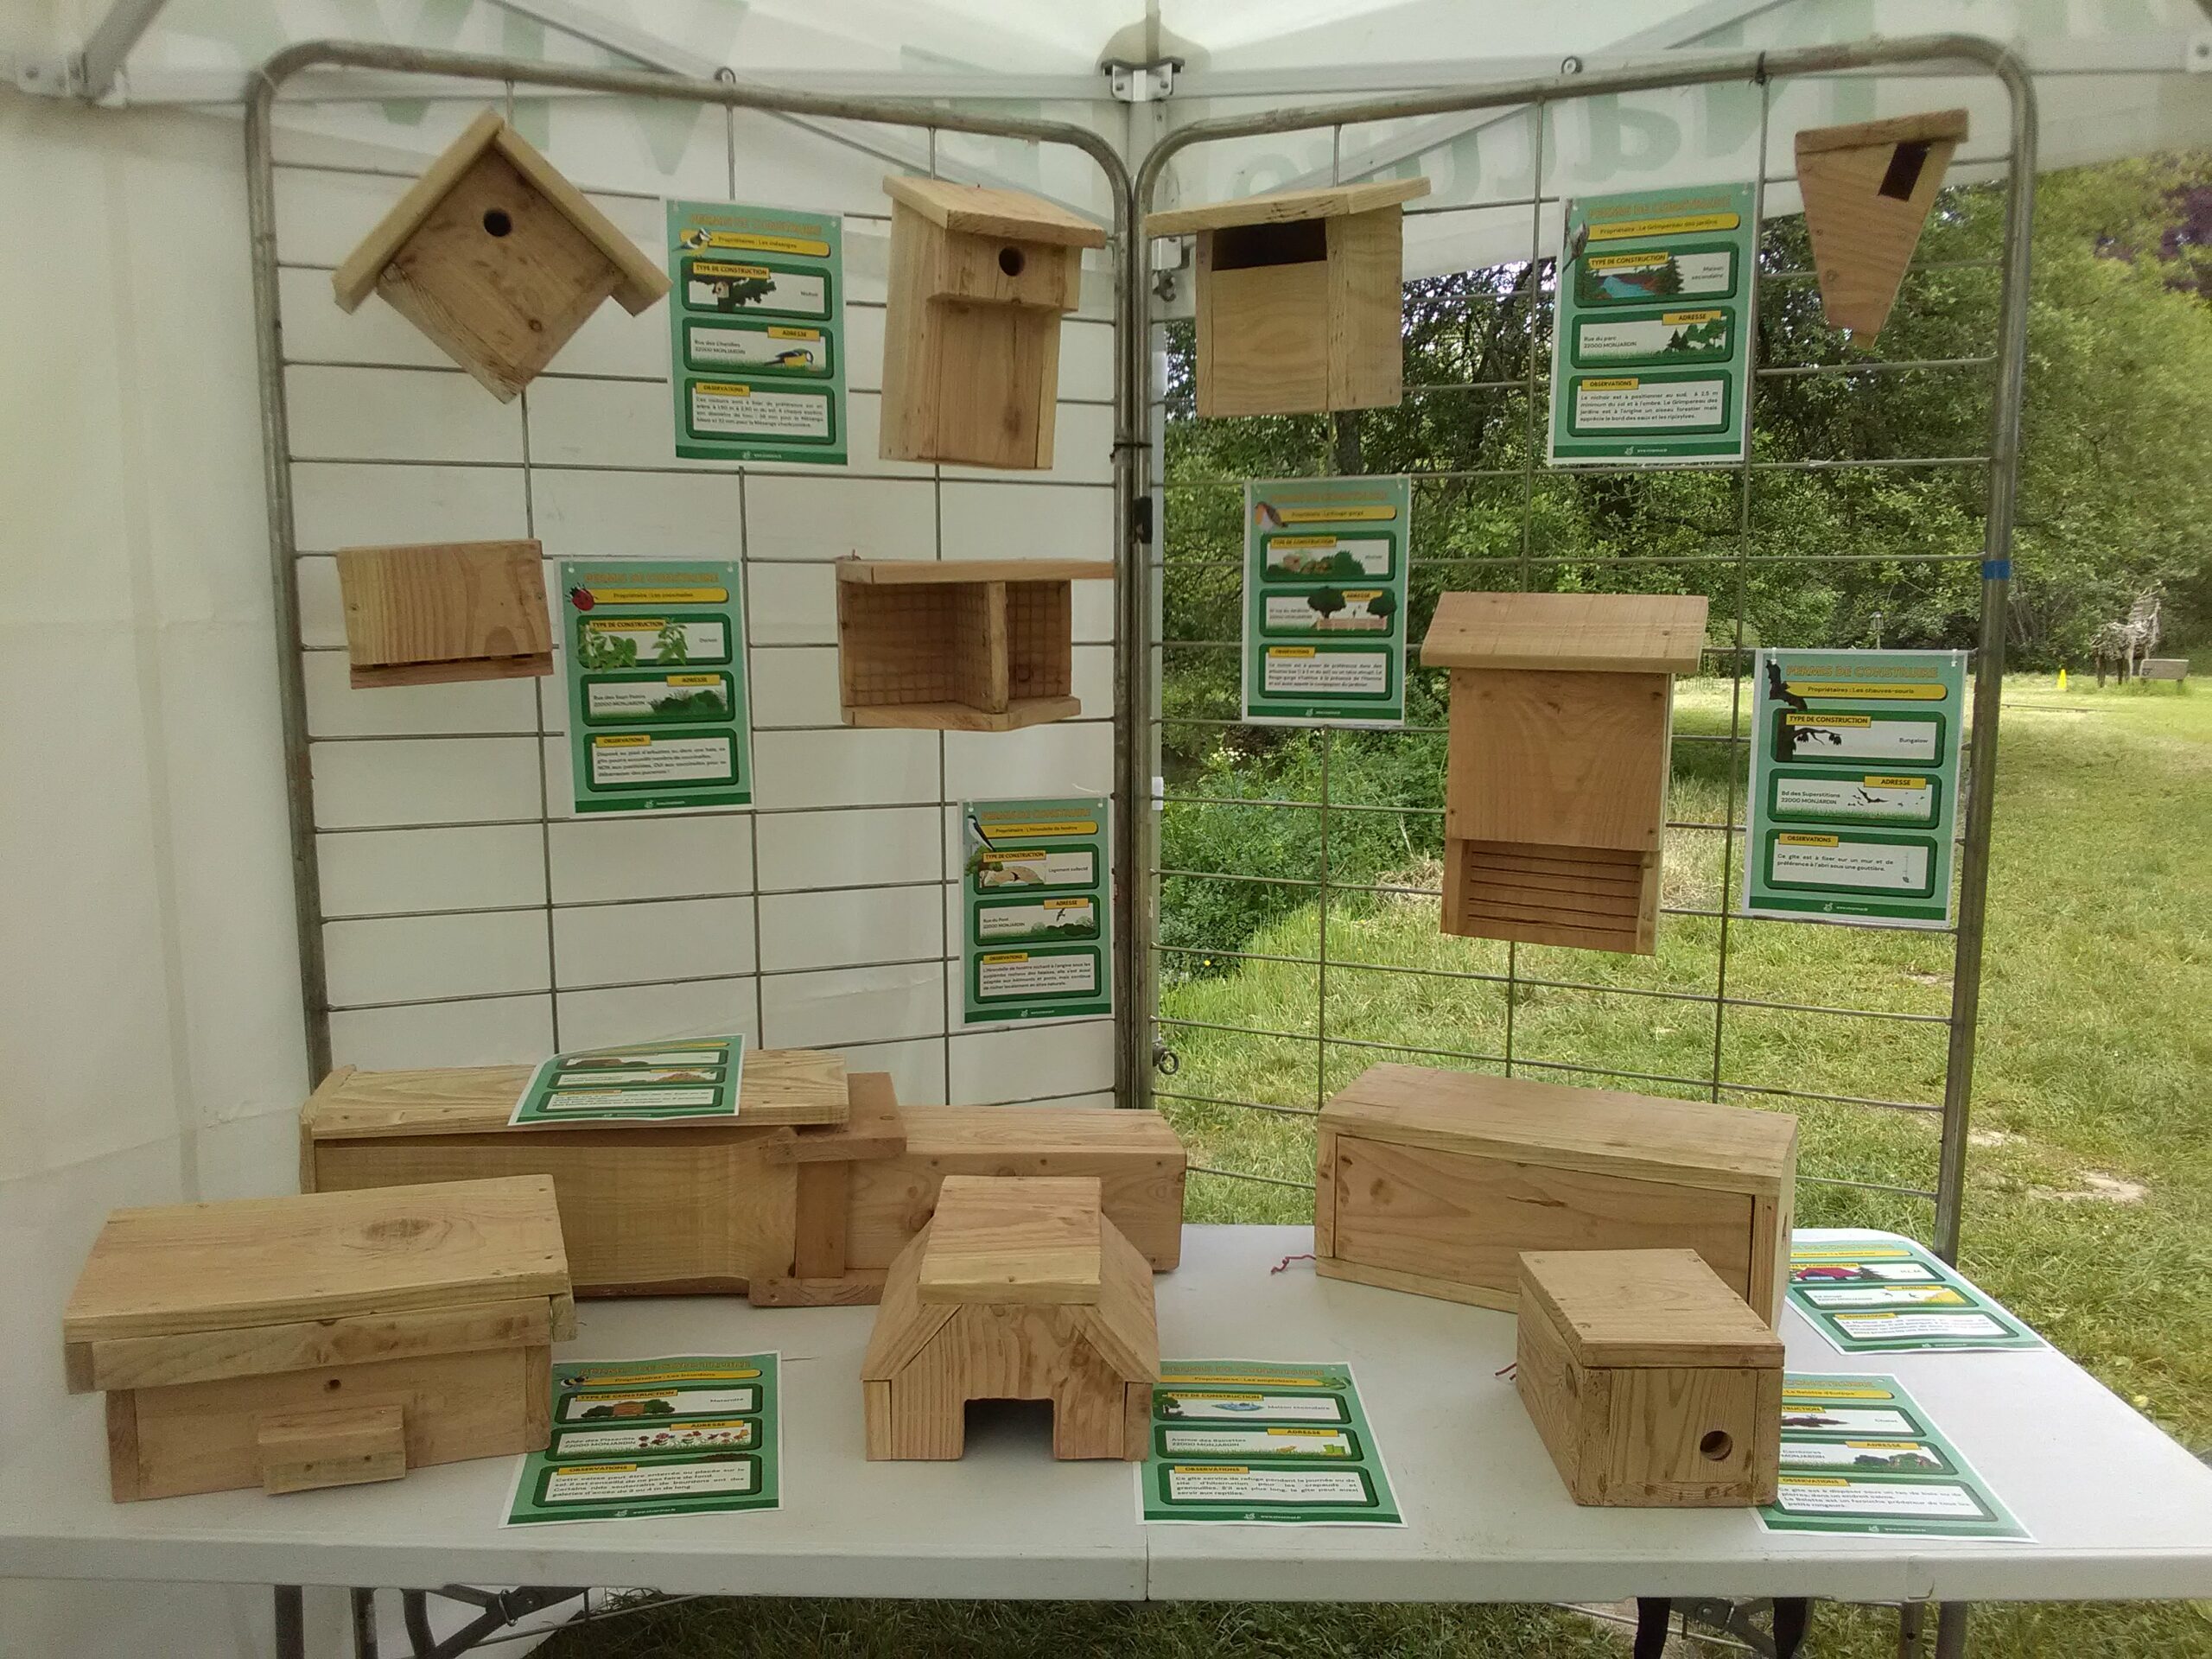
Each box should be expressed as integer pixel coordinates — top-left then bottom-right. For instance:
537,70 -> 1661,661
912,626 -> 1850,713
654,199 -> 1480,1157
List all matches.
1934,1601 -> 1970,1657
1898,1600 -> 1927,1657
274,1586 -> 306,1659
1773,1597 -> 1811,1657
351,1586 -> 378,1658
1633,1598 -> 1671,1658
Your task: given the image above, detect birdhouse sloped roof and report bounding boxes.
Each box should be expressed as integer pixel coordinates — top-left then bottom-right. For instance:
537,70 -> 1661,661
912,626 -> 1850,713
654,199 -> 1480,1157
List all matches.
884,175 -> 1108,248
1421,591 -> 1710,675
1145,175 -> 1430,238
332,109 -> 671,315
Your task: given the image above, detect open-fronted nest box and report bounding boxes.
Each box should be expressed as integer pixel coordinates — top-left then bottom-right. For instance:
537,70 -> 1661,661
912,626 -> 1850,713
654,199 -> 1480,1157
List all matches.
1144,176 -> 1431,417
879,175 -> 1108,469
333,110 -> 670,401
1420,591 -> 1708,955
836,556 -> 1114,731
1796,109 -> 1967,343
335,539 -> 552,688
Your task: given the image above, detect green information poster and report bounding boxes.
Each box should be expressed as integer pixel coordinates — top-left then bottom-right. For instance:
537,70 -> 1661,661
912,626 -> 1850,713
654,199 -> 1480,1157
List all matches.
667,200 -> 846,465
1789,1229 -> 2044,1354
1139,1359 -> 1403,1525
503,1354 -> 781,1527
560,560 -> 752,815
1241,476 -> 1411,728
1743,649 -> 1967,925
1548,182 -> 1756,466
508,1034 -> 746,1128
1761,1373 -> 2027,1540
961,798 -> 1112,1025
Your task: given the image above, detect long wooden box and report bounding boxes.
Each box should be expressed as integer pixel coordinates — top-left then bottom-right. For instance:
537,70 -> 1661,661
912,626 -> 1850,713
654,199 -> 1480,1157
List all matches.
1315,1064 -> 1795,1323
63,1176 -> 574,1501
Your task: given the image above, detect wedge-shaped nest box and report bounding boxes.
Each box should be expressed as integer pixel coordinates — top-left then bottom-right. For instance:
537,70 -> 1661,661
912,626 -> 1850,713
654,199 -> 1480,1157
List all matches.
879,176 -> 1108,469
336,539 -> 552,688
1146,176 -> 1431,417
1421,592 -> 1707,954
333,110 -> 671,400
836,556 -> 1114,731
1796,109 -> 1967,343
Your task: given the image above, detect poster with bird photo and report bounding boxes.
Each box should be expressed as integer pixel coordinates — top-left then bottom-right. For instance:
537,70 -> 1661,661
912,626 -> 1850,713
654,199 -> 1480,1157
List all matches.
1241,475 -> 1412,728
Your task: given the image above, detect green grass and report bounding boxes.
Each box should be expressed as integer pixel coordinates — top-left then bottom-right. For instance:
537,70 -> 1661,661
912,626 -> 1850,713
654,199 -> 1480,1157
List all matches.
543,675 -> 2212,1659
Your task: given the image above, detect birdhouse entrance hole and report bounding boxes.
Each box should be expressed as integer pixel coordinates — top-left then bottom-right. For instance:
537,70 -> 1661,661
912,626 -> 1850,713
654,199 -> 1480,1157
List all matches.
995,245 -> 1026,276
480,207 -> 513,237
1878,142 -> 1931,202
1212,217 -> 1327,270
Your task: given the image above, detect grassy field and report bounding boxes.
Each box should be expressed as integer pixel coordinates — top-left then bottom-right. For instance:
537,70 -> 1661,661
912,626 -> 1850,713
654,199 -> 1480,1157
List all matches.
545,675 -> 2212,1659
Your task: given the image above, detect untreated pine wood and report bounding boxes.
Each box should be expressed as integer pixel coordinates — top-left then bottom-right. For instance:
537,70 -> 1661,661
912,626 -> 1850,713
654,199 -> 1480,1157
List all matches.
1795,109 -> 1967,343
256,1403 -> 408,1497
335,540 -> 552,688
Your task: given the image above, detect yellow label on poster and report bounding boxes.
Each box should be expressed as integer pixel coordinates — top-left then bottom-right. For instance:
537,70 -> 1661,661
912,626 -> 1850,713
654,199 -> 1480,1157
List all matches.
1587,210 -> 1741,240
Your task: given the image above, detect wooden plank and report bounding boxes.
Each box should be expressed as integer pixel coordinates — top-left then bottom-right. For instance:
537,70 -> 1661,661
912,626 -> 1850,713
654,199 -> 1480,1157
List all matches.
1074,1217 -> 1163,1384
792,1161 -> 851,1281
1519,1249 -> 1781,1370
79,1299 -> 551,1394
1313,1126 -> 1338,1261
1514,1281 -> 1591,1497
105,1392 -> 143,1503
918,1176 -> 1105,1306
844,696 -> 1082,732
332,109 -> 505,308
1445,668 -> 1671,853
64,1176 -> 571,1344
256,1403 -> 407,1496
486,125 -> 670,311
1455,905 -> 1643,953
860,1227 -> 958,1382
1422,591 -> 1709,674
776,1071 -> 906,1164
1796,115 -> 1961,341
929,229 -> 1082,310
836,558 -> 1115,586
1794,108 -> 1968,156
335,541 -> 550,681
877,200 -> 938,463
1146,176 -> 1430,237
1313,1253 -> 1515,1311
1596,1364 -> 1776,1506
884,175 -> 1108,248
1325,206 -> 1407,411
747,1272 -> 889,1308
1198,257 -> 1332,417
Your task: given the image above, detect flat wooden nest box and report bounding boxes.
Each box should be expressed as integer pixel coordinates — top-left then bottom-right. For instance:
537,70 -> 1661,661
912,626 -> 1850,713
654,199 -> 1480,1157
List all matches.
880,175 -> 1108,469
335,539 -> 551,688
62,1175 -> 575,1501
1145,176 -> 1431,418
861,1175 -> 1160,1460
1516,1249 -> 1783,1507
836,556 -> 1114,730
1796,110 -> 1968,343
333,110 -> 671,400
1421,591 -> 1707,954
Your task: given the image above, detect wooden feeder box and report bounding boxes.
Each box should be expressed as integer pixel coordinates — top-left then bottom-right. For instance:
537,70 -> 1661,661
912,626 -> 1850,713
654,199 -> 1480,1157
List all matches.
1421,591 -> 1708,955
879,175 -> 1108,469
861,1176 -> 1160,1461
63,1175 -> 575,1502
1516,1248 -> 1783,1508
335,539 -> 552,688
836,556 -> 1114,731
332,109 -> 671,401
1144,176 -> 1431,418
1315,1062 -> 1796,1323
1796,110 -> 1968,343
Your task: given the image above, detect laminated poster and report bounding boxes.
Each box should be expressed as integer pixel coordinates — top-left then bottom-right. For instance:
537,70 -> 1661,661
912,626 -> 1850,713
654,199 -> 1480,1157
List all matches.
510,1034 -> 746,1128
1788,1229 -> 2044,1355
560,560 -> 752,815
504,1355 -> 781,1526
1242,476 -> 1412,728
1139,1359 -> 1403,1525
962,798 -> 1112,1025
1760,1373 -> 2027,1540
1743,649 -> 1967,925
667,200 -> 847,464
1548,182 -> 1756,466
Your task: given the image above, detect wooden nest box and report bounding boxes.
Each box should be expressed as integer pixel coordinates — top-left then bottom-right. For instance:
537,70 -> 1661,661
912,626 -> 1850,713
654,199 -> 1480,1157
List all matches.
1421,592 -> 1707,955
1796,110 -> 1968,343
861,1175 -> 1160,1460
1145,176 -> 1431,417
335,539 -> 552,688
333,110 -> 671,400
836,556 -> 1114,731
879,176 -> 1108,469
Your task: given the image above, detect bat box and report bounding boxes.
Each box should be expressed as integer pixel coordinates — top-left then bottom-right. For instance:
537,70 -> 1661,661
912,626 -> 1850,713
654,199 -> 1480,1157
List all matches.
334,539 -> 552,688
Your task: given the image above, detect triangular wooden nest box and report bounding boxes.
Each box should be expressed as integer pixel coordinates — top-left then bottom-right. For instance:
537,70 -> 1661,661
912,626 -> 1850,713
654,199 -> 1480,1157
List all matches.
1145,176 -> 1431,417
1795,109 -> 1968,343
861,1175 -> 1160,1460
1420,592 -> 1707,954
879,176 -> 1108,469
333,110 -> 671,400
335,539 -> 552,687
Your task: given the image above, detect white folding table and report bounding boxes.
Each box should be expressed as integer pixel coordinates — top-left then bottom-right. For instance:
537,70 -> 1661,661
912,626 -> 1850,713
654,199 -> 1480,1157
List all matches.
6,1226 -> 2209,1656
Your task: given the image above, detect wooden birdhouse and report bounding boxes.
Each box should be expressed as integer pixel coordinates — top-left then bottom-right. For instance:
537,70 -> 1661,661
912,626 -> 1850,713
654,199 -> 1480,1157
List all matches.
861,1175 -> 1160,1461
1421,591 -> 1707,955
879,176 -> 1108,469
335,539 -> 552,687
835,556 -> 1115,730
332,110 -> 671,400
1144,176 -> 1431,417
1796,110 -> 1968,343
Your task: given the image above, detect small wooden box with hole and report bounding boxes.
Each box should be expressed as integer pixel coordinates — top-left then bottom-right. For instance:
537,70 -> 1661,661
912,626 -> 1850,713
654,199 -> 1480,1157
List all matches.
1515,1248 -> 1783,1508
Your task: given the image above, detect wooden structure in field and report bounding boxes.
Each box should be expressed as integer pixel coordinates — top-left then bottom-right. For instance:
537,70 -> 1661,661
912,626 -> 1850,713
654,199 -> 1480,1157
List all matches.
1420,591 -> 1707,954
878,176 -> 1107,469
334,539 -> 552,688
1796,110 -> 1967,343
1516,1249 -> 1783,1507
63,1176 -> 574,1501
1314,1063 -> 1796,1324
1144,177 -> 1430,417
332,110 -> 670,400
835,556 -> 1115,731
861,1176 -> 1160,1461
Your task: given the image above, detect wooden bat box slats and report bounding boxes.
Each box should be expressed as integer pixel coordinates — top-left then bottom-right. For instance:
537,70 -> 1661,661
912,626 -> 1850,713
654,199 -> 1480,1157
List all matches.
1421,592 -> 1708,956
